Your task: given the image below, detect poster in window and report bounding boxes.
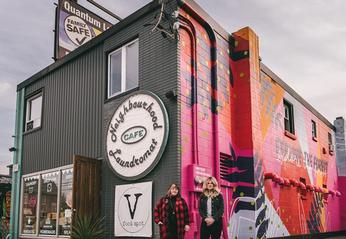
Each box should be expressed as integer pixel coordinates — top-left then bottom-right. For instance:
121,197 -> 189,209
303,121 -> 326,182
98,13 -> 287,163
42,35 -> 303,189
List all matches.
39,172 -> 59,235
59,169 -> 73,236
22,177 -> 39,234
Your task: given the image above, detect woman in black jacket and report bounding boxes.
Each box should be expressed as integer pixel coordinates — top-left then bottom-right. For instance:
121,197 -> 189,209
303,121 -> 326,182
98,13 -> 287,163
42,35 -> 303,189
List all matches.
199,176 -> 224,239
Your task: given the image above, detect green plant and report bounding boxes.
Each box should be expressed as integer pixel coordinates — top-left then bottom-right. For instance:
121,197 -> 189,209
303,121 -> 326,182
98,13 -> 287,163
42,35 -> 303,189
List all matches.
70,214 -> 105,239
1,217 -> 10,239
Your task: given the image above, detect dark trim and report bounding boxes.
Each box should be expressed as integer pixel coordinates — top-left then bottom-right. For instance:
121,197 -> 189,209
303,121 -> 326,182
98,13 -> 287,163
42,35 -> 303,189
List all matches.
272,230 -> 346,239
261,62 -> 335,131
17,0 -> 161,91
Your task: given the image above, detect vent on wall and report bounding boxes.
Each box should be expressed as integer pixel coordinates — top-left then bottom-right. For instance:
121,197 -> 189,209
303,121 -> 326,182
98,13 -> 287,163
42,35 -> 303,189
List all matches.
220,153 -> 234,186
26,120 -> 34,131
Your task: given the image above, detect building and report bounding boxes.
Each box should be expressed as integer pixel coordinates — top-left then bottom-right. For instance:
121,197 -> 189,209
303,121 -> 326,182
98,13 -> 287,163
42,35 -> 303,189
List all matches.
0,174 -> 11,238
9,0 -> 346,238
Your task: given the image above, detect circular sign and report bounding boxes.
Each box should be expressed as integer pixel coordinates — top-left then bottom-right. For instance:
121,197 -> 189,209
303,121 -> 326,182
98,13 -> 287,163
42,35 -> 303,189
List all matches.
106,91 -> 169,180
64,15 -> 92,46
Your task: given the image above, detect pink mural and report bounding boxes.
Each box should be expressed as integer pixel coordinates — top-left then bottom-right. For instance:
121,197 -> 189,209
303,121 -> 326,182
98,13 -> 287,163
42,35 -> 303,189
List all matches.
178,1 -> 344,238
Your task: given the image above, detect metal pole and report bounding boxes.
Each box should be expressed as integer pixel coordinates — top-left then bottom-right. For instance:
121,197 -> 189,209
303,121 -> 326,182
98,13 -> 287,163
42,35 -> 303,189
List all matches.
86,0 -> 122,21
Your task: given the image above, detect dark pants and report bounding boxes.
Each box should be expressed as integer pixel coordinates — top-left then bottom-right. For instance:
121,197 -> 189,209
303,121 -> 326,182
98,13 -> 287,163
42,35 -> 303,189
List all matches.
200,219 -> 222,239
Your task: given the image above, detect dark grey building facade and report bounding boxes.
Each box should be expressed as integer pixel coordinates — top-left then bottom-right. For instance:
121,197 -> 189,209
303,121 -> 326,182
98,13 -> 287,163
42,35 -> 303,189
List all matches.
12,1 -> 180,238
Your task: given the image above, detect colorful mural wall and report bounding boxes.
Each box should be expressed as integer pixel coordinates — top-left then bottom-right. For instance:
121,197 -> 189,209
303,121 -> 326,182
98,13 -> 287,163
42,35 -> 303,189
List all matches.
178,2 -> 344,238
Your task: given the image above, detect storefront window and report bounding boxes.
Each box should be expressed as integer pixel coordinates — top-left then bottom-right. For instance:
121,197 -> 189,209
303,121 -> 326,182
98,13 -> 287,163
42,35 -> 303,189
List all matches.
39,172 -> 59,235
20,166 -> 73,237
22,176 -> 39,234
59,169 -> 73,236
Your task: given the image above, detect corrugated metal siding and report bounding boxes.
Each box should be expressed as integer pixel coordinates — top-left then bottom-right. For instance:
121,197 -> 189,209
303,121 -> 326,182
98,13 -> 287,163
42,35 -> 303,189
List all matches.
21,3 -> 179,239
22,44 -> 104,174
102,7 -> 179,238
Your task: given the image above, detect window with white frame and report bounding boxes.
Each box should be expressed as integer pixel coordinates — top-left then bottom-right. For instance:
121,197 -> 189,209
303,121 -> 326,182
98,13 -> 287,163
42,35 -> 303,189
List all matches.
311,120 -> 317,138
108,39 -> 139,98
21,167 -> 73,237
25,92 -> 43,131
284,99 -> 295,134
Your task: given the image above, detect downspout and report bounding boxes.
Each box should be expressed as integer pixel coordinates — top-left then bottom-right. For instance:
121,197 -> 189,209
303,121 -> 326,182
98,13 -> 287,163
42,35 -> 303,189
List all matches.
177,0 -> 220,183
9,88 -> 25,239
177,1 -> 225,238
178,16 -> 199,165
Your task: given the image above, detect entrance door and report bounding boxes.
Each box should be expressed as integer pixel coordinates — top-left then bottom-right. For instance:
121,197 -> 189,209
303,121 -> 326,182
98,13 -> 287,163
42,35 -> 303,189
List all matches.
72,155 -> 102,218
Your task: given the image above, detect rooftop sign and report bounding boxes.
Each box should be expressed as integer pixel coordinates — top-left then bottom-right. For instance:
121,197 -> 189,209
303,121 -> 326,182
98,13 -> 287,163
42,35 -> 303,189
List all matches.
55,0 -> 112,59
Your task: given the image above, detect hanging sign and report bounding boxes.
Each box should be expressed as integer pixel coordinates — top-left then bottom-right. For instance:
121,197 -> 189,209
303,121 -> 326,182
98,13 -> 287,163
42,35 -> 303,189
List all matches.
114,181 -> 152,237
106,91 -> 169,180
55,0 -> 112,59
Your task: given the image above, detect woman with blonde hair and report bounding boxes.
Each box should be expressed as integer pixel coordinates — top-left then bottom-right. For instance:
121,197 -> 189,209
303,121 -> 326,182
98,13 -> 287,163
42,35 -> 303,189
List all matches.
154,183 -> 190,239
199,176 -> 224,239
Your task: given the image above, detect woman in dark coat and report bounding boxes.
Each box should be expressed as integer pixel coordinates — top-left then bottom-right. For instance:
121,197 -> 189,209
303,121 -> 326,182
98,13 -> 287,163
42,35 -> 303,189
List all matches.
154,183 -> 190,239
199,176 -> 224,239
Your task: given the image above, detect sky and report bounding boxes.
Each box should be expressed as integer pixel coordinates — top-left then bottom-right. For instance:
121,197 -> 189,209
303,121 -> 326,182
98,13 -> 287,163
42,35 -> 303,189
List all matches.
0,0 -> 346,174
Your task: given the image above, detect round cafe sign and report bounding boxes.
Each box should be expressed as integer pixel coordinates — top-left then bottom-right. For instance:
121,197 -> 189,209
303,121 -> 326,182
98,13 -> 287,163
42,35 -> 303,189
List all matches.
106,91 -> 169,180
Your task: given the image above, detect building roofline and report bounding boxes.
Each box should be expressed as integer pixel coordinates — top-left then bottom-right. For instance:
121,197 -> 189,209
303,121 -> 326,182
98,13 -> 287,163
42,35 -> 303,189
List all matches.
179,0 -> 336,131
260,62 -> 335,131
16,0 -> 336,131
17,0 -> 161,91
178,0 -> 230,39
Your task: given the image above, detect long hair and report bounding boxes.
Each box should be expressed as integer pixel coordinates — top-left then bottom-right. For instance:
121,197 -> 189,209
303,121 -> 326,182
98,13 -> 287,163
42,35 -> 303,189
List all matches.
166,183 -> 181,198
202,176 -> 220,198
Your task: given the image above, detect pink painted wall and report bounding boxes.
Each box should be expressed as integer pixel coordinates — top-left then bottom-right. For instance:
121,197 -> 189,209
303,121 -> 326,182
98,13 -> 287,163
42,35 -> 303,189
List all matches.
178,2 -> 344,238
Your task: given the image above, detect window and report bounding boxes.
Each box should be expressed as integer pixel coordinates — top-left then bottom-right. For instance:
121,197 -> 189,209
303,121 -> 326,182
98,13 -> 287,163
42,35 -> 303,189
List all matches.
328,132 -> 334,152
299,177 -> 307,199
26,92 -> 43,131
39,172 -> 59,235
311,120 -> 317,139
21,166 -> 73,237
284,100 -> 295,134
21,176 -> 39,234
108,39 -> 139,98
59,169 -> 73,236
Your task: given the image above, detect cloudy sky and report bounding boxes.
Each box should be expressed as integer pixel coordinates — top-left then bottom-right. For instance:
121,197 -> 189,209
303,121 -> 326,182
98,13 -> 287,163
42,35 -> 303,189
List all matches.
1,0 -> 345,174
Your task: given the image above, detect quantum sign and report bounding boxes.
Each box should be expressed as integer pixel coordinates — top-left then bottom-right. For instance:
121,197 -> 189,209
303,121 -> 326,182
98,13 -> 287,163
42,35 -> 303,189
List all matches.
55,0 -> 112,59
106,91 -> 169,180
114,181 -> 152,237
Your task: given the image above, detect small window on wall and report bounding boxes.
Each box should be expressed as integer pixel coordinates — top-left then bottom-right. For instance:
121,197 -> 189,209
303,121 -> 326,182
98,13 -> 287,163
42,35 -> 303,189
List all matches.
108,39 -> 139,98
328,132 -> 334,153
312,120 -> 317,140
25,92 -> 43,131
20,167 -> 73,238
299,177 -> 307,199
284,100 -> 295,134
